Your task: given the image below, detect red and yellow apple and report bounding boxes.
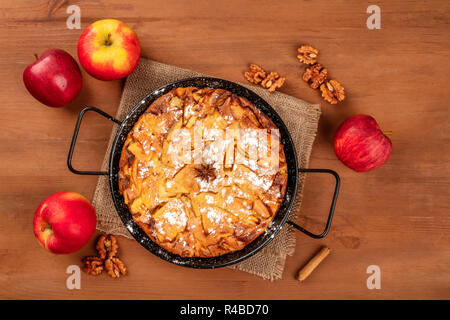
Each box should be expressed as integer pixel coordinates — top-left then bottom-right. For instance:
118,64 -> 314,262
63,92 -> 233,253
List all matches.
33,191 -> 97,254
77,19 -> 140,81
23,49 -> 82,108
334,114 -> 392,172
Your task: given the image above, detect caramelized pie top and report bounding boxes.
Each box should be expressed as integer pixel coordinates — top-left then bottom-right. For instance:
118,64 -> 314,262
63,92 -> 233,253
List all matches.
118,87 -> 288,257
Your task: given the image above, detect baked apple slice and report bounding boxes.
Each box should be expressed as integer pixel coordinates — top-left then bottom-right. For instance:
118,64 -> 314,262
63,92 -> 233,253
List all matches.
151,198 -> 188,242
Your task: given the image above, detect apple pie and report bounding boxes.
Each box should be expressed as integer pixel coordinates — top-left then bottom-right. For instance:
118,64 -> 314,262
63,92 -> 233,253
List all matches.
118,87 -> 288,257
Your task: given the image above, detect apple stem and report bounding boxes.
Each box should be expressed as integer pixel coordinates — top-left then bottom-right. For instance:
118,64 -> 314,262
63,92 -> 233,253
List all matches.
383,131 -> 393,136
105,33 -> 112,46
34,53 -> 39,61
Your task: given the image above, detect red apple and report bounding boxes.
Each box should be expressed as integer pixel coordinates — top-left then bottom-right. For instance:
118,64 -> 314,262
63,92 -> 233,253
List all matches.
77,19 -> 140,81
23,49 -> 82,108
33,191 -> 97,254
334,114 -> 392,172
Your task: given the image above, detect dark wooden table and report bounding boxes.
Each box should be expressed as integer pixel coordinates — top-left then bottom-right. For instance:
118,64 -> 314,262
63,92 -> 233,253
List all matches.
1,0 -> 449,299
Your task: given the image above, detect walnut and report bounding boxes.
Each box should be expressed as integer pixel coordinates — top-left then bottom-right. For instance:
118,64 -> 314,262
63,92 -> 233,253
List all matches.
82,256 -> 104,276
82,234 -> 127,278
244,64 -> 286,93
320,80 -> 345,104
244,64 -> 267,84
302,64 -> 328,89
105,257 -> 127,278
95,234 -> 119,259
297,45 -> 319,65
261,72 -> 286,93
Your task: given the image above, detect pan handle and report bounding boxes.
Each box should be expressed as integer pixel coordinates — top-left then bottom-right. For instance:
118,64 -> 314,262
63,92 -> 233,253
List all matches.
67,106 -> 122,176
287,168 -> 340,239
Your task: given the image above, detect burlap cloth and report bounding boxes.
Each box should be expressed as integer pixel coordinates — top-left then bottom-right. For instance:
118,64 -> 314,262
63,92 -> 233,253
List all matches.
92,58 -> 321,281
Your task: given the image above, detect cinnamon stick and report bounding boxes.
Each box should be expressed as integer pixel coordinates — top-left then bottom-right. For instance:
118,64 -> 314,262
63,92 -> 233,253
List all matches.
296,246 -> 331,282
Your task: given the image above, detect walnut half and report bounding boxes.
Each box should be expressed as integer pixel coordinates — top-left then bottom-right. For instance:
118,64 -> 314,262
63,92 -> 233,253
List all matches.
105,257 -> 127,278
261,72 -> 286,93
302,64 -> 328,89
96,234 -> 119,260
82,256 -> 104,276
244,64 -> 267,84
297,45 -> 319,65
320,80 -> 346,104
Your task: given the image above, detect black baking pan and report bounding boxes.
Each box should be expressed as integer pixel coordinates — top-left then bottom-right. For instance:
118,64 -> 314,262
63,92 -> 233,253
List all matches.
67,77 -> 340,268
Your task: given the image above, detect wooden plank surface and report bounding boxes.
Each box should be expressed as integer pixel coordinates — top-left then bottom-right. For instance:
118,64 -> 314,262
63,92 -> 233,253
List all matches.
0,0 -> 449,299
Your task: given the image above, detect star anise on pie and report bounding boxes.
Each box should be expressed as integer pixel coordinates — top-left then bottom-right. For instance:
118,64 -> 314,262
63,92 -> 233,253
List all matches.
194,164 -> 217,182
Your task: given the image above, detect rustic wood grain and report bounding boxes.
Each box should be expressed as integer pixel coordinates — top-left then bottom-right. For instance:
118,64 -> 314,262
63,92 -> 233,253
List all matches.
0,0 -> 449,299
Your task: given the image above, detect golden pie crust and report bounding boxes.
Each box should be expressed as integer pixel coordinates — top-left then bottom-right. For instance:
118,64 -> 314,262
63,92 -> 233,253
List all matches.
118,87 -> 288,257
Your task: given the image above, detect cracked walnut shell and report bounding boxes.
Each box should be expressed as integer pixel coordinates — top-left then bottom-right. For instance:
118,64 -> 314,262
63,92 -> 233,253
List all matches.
244,64 -> 267,84
96,234 -> 119,259
297,45 -> 319,65
261,72 -> 286,93
303,64 -> 328,89
105,257 -> 127,278
82,256 -> 104,276
320,80 -> 345,104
